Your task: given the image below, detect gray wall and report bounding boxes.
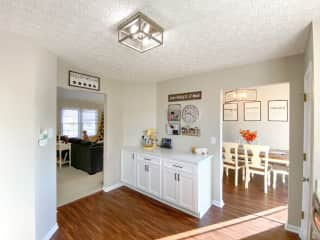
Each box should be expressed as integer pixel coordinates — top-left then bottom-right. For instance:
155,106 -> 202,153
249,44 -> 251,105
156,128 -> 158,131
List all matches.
157,55 -> 304,227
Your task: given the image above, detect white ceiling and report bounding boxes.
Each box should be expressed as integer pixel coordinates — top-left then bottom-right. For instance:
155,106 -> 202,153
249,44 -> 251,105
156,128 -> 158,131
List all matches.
0,0 -> 319,82
58,87 -> 104,104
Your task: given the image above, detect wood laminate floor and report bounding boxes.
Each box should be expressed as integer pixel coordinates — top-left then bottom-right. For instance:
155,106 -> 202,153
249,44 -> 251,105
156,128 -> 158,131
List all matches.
52,171 -> 297,240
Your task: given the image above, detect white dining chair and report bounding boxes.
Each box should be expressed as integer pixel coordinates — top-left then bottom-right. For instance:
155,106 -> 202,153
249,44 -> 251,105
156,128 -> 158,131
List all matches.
223,142 -> 245,186
244,144 -> 271,194
272,164 -> 289,189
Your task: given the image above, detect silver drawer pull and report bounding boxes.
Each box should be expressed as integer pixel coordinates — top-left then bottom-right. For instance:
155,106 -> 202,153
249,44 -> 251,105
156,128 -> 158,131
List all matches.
144,158 -> 151,161
173,164 -> 183,168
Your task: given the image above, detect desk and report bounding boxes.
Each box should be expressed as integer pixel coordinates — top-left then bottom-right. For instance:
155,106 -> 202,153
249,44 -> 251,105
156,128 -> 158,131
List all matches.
57,142 -> 71,168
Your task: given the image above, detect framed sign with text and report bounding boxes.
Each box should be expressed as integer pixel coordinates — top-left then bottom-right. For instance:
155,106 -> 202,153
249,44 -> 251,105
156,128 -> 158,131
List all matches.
244,101 -> 261,121
168,91 -> 202,102
268,100 -> 288,122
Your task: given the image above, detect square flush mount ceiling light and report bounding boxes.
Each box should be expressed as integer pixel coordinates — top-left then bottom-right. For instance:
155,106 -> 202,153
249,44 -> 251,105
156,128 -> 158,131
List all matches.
118,12 -> 164,53
224,89 -> 257,103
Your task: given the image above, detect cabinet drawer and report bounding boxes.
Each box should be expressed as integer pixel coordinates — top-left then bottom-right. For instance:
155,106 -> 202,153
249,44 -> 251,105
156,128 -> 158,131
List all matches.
137,153 -> 161,165
164,159 -> 194,174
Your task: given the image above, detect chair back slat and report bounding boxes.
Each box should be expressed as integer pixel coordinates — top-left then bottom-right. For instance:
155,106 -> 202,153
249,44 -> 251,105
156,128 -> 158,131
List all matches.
243,144 -> 270,170
223,142 -> 239,165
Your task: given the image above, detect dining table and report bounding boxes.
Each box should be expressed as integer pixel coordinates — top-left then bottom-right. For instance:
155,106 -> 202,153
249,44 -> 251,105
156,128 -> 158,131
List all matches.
224,145 -> 289,166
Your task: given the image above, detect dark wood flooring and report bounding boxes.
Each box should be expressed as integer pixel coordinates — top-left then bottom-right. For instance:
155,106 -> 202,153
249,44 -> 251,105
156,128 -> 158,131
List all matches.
52,171 -> 297,240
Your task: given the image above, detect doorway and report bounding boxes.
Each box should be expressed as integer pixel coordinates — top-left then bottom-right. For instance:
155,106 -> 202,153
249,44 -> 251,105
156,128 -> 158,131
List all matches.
56,87 -> 105,206
220,83 -> 290,220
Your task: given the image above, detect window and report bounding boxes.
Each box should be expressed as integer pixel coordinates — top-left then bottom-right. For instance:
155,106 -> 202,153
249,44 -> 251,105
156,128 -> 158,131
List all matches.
81,109 -> 98,136
61,108 -> 99,138
61,109 -> 79,138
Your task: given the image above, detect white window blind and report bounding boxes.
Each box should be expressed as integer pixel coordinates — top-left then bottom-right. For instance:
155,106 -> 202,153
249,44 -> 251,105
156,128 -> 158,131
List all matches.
61,109 -> 79,138
81,109 -> 98,136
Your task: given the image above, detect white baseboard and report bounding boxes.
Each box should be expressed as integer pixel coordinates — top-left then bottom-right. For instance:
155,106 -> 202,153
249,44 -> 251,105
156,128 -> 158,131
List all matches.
212,199 -> 224,208
103,182 -> 123,192
285,223 -> 300,235
42,223 -> 58,240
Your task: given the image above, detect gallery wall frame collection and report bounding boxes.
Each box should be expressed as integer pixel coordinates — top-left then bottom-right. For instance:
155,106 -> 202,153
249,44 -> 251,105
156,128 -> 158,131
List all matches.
166,92 -> 201,137
223,100 -> 288,122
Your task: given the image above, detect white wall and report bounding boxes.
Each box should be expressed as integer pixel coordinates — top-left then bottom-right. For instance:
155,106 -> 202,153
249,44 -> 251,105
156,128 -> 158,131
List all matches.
122,83 -> 157,146
223,83 -> 289,149
0,32 -> 57,239
157,55 -> 304,228
34,44 -> 58,240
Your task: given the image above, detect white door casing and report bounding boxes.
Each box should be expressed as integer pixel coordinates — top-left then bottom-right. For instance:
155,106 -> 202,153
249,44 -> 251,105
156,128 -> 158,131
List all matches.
301,62 -> 313,240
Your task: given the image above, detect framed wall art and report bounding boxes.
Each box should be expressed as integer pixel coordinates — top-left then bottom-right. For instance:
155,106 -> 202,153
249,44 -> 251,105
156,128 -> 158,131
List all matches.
182,105 -> 199,123
168,91 -> 202,102
68,71 -> 100,91
168,104 -> 181,121
244,101 -> 261,121
268,100 -> 288,122
166,123 -> 181,135
223,103 -> 238,121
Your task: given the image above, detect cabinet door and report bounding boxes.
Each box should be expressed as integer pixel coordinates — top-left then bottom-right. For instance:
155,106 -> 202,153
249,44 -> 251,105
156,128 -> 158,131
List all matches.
121,151 -> 136,186
162,167 -> 178,204
178,172 -> 195,211
136,160 -> 148,191
148,162 -> 161,197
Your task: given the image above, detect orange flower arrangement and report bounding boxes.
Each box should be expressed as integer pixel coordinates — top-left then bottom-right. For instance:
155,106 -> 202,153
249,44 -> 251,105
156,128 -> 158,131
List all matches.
240,129 -> 257,144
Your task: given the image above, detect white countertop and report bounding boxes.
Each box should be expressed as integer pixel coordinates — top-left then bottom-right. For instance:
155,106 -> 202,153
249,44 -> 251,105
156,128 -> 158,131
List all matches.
123,146 -> 213,164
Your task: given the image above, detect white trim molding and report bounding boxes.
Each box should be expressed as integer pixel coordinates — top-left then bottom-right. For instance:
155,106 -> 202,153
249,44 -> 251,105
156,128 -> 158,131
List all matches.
103,182 -> 123,192
212,199 -> 225,208
42,223 -> 58,240
285,223 -> 301,235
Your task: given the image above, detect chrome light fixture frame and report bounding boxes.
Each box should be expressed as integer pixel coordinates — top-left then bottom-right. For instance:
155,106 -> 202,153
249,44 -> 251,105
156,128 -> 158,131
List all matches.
224,89 -> 257,103
118,12 -> 164,53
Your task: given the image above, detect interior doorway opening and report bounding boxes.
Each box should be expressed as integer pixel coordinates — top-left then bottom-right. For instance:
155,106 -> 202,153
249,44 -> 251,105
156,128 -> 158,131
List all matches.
220,82 -> 290,221
56,87 -> 105,206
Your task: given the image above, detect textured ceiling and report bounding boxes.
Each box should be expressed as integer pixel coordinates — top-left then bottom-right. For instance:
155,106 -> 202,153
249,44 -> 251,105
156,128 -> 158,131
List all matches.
0,0 -> 319,82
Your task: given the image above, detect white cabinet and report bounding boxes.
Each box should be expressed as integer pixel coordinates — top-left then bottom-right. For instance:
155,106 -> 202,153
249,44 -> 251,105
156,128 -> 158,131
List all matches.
163,163 -> 195,212
121,150 -> 136,186
148,162 -> 161,197
178,172 -> 194,211
163,167 -> 178,204
121,147 -> 212,218
136,155 -> 161,198
136,159 -> 148,191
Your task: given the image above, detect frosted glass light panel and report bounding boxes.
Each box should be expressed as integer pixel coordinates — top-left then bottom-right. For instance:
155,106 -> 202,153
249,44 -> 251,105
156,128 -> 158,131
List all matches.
118,12 -> 164,53
224,89 -> 257,103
